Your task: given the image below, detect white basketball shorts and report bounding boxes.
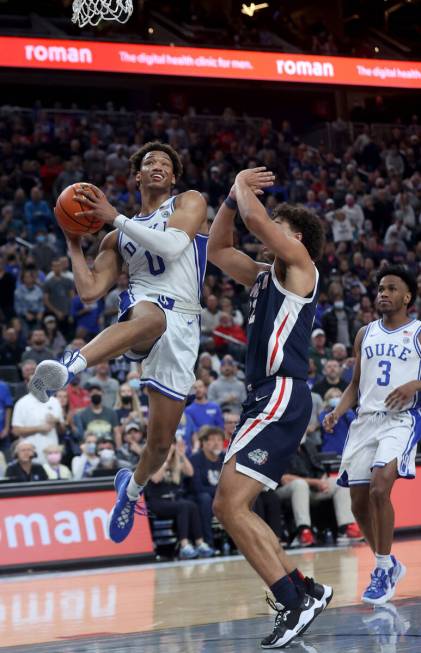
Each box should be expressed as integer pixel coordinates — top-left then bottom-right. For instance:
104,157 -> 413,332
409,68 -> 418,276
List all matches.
338,409 -> 421,486
119,299 -> 199,402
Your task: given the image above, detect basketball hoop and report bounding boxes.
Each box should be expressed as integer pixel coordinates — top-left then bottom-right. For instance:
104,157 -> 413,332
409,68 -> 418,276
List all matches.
72,0 -> 133,27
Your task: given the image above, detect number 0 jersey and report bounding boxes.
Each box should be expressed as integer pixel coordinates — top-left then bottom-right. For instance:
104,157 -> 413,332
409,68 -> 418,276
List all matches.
117,196 -> 208,315
358,319 -> 421,415
246,264 -> 319,388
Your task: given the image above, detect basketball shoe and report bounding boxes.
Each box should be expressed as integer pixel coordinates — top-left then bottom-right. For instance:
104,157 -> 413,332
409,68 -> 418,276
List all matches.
261,594 -> 323,649
108,468 -> 144,543
389,555 -> 406,596
362,568 -> 394,605
29,349 -> 81,403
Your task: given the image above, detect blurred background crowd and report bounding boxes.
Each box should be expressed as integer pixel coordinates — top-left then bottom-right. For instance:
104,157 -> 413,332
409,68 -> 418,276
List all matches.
0,102 -> 420,555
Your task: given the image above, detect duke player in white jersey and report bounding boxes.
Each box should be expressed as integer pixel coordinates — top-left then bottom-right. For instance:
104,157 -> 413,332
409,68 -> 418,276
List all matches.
29,142 -> 211,549
324,266 -> 420,605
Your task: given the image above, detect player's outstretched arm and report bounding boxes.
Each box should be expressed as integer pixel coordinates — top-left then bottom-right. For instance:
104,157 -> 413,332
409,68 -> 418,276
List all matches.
323,327 -> 365,432
235,168 -> 311,271
74,187 -> 207,261
114,191 -> 207,261
208,174 -> 274,286
66,230 -> 122,303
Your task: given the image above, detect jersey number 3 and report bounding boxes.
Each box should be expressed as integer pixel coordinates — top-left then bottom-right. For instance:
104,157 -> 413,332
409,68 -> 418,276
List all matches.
377,360 -> 391,386
145,251 -> 165,276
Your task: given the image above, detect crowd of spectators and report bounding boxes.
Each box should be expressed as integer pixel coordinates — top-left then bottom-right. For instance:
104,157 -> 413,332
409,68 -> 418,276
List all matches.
0,102 -> 420,555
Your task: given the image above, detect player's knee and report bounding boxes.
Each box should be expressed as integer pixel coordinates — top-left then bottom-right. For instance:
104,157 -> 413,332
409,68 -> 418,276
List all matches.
369,481 -> 390,504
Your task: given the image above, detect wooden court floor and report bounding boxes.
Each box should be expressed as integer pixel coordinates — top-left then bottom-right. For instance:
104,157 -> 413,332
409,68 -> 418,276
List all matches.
2,538 -> 421,652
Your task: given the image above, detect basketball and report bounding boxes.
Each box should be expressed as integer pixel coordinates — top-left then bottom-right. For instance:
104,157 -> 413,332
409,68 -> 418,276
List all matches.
54,183 -> 105,235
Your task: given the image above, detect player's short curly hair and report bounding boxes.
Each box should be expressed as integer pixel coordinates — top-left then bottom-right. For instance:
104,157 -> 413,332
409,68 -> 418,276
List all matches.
272,203 -> 325,262
129,141 -> 183,181
377,265 -> 417,307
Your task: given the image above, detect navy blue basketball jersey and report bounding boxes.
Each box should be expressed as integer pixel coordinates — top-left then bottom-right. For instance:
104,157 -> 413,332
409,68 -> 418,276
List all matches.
246,265 -> 319,388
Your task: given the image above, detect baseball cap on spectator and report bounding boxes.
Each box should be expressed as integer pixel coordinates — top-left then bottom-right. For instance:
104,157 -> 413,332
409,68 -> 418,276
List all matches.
312,328 -> 325,338
97,434 -> 115,447
44,315 -> 57,325
326,198 -> 335,206
124,421 -> 142,433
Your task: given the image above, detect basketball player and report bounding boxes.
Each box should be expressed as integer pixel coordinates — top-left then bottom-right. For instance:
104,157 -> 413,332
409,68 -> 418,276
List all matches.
208,168 -> 331,649
29,142 -> 210,545
324,266 -> 420,605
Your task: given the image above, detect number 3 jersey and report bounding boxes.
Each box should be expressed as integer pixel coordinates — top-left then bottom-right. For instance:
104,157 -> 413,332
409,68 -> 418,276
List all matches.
358,319 -> 421,415
117,196 -> 208,316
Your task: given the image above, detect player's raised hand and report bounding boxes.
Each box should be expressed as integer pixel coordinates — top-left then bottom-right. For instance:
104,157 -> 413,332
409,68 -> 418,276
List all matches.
322,410 -> 339,432
385,380 -> 418,411
235,167 -> 275,193
74,185 -> 118,224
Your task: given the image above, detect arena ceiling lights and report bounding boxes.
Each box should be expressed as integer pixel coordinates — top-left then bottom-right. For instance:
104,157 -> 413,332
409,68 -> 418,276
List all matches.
0,36 -> 420,89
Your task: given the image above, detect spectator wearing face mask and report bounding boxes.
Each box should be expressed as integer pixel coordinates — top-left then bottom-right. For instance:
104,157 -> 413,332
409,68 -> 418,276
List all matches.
321,285 -> 354,347
114,382 -> 145,429
73,382 -> 120,445
14,271 -> 44,330
90,435 -> 130,477
319,388 -> 355,456
43,443 -> 72,480
189,426 -> 225,548
91,362 -> 120,409
71,431 -> 99,479
6,440 -> 48,481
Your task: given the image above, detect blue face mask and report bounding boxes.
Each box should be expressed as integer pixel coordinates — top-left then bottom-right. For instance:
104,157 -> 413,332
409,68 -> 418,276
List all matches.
329,397 -> 340,408
128,379 -> 140,390
36,235 -> 46,243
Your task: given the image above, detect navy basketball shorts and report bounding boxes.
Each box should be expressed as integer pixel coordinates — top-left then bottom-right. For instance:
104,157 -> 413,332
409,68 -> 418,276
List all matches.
224,377 -> 312,489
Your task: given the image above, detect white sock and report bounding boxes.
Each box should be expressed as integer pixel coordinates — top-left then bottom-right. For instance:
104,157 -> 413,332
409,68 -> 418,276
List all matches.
127,474 -> 144,501
375,553 -> 394,570
66,352 -> 87,375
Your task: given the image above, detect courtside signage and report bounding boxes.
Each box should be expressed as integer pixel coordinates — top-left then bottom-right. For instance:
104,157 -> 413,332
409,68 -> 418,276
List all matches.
0,36 -> 420,88
0,490 -> 153,566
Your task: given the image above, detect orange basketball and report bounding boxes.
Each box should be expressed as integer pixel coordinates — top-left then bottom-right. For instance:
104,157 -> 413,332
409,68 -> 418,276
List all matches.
55,182 -> 105,235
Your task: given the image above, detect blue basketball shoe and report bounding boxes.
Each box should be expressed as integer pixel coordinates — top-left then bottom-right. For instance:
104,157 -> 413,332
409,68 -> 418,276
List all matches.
108,468 -> 144,543
362,568 -> 394,605
389,555 -> 406,596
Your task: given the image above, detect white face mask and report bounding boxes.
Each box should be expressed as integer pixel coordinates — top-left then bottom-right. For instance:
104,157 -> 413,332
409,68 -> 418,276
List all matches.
329,397 -> 341,408
212,448 -> 223,457
334,300 -> 344,309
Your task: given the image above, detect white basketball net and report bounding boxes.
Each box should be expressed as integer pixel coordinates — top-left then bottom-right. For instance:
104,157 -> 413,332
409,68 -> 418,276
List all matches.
72,0 -> 133,27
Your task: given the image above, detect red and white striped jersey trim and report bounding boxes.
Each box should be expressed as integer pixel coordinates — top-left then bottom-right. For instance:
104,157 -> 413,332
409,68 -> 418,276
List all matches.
266,297 -> 303,377
224,376 -> 293,462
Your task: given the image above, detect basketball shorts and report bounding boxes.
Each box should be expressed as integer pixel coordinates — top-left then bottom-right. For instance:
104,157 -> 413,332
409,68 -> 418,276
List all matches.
224,377 -> 312,490
338,409 -> 421,487
119,296 -> 199,401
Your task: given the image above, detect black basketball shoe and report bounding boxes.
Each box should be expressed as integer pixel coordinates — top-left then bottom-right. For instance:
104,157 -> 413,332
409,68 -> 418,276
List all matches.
303,576 -> 333,608
261,593 -> 323,649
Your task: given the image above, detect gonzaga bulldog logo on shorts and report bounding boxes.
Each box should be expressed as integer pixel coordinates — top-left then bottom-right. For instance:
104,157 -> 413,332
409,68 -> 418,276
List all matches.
248,449 -> 269,465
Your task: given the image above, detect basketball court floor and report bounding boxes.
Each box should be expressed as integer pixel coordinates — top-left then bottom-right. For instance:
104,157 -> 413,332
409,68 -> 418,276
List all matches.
2,538 -> 421,652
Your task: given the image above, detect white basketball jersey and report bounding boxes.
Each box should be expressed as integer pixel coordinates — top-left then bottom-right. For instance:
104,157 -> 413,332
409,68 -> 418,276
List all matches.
358,319 -> 421,414
117,196 -> 208,314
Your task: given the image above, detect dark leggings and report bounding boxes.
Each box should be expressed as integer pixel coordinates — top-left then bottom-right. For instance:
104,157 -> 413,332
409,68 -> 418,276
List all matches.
148,498 -> 203,542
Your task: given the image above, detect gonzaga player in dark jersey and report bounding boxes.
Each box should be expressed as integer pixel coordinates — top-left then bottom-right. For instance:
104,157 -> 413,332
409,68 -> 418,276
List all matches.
208,168 -> 328,649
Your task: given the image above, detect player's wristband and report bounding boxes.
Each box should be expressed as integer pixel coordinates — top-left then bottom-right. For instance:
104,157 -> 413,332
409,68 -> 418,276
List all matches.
224,195 -> 237,211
